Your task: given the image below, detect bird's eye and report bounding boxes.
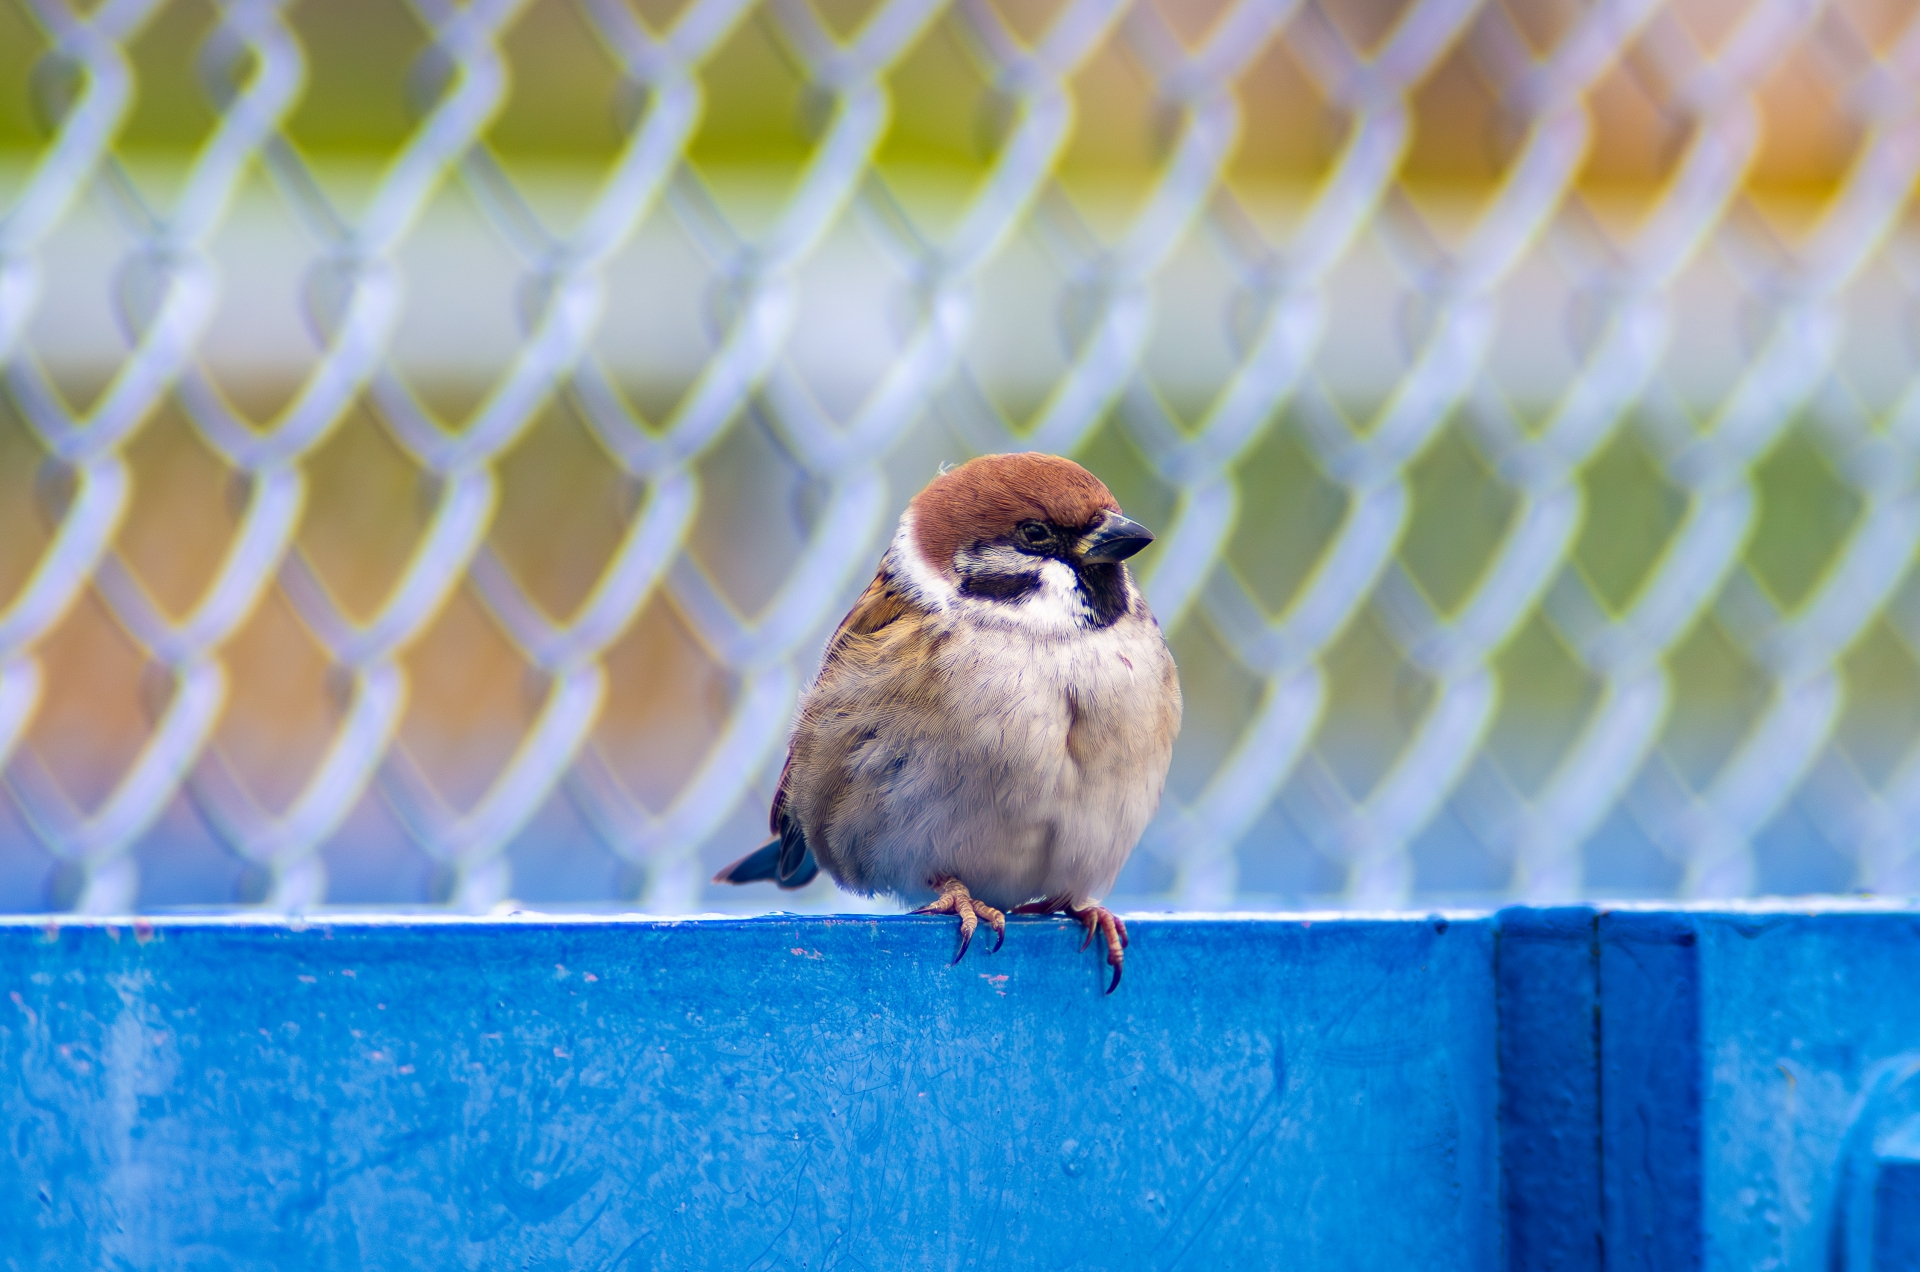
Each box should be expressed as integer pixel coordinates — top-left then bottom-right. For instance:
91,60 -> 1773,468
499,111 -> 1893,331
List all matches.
1016,521 -> 1052,549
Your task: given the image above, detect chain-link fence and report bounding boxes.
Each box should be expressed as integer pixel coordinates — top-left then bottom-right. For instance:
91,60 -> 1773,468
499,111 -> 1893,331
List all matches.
0,0 -> 1916,914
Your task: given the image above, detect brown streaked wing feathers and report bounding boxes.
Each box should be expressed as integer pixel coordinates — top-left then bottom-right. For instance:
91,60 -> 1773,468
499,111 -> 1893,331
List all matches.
768,570 -> 910,834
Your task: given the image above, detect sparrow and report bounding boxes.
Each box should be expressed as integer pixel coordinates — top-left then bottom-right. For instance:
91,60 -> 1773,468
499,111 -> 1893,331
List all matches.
714,452 -> 1182,991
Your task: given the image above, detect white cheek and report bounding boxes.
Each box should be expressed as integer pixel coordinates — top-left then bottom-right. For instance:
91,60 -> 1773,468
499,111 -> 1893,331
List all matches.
885,511 -> 957,611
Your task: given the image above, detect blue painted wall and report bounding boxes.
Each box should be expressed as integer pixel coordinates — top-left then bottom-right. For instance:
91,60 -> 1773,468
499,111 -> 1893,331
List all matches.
1496,907 -> 1601,1272
1688,912 -> 1920,1272
4,907 -> 1920,1269
0,914 -> 1497,1270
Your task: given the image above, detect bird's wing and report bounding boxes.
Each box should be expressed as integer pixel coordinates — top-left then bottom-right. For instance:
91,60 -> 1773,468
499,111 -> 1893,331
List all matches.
819,568 -> 913,661
768,569 -> 911,835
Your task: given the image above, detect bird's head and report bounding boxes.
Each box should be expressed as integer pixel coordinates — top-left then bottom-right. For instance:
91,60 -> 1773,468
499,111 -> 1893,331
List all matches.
893,453 -> 1155,631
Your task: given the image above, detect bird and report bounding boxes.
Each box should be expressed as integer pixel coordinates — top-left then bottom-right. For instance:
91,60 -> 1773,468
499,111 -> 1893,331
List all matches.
713,452 -> 1182,992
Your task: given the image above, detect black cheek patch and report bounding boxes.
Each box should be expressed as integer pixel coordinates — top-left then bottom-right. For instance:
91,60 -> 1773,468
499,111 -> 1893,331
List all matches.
959,572 -> 1044,603
1076,562 -> 1130,628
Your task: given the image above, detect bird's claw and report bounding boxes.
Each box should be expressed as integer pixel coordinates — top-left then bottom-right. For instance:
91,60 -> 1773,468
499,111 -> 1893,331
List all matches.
1016,897 -> 1129,992
914,878 -> 1005,962
1070,904 -> 1128,993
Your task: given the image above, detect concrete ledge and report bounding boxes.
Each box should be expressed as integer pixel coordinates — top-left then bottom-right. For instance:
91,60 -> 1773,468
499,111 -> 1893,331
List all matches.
1,907 -> 1917,1267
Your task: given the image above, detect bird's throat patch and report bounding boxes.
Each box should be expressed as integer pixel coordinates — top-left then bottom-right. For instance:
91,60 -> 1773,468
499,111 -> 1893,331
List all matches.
1076,562 -> 1130,628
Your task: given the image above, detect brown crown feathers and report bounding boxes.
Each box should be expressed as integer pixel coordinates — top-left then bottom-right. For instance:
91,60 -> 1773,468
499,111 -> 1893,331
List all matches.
907,453 -> 1120,576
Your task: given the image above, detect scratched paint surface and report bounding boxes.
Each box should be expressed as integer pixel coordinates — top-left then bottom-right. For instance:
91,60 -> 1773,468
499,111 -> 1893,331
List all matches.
1690,913 -> 1920,1272
0,915 -> 1495,1270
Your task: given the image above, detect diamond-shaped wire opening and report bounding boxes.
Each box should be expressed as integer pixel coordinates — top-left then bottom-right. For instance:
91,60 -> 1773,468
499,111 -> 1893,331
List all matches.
783,207 -> 916,421
198,163 -> 344,428
1311,251 -> 1416,426
1317,0 -> 1419,58
283,0 -> 434,156
1751,794 -> 1859,895
0,393 -> 52,613
1399,419 -> 1520,617
1745,42 -> 1863,215
1839,610 -> 1920,788
19,590 -> 165,813
1571,425 -> 1688,615
1571,55 -> 1701,225
1746,426 -> 1864,613
1581,801 -> 1684,896
0,796 -> 57,909
1664,0 -> 1759,55
1136,229 -> 1248,430
1232,798 -> 1348,903
685,10 -> 816,179
397,582 -> 547,813
1408,793 -> 1512,900
808,0 -> 890,42
685,406 -> 813,616
1223,411 -> 1349,619
387,175 -> 533,426
487,0 -> 630,167
505,789 -> 627,903
873,10 -> 999,235
955,217 -> 1073,425
115,399 -> 243,620
1162,608 -> 1267,805
21,171 -> 142,417
593,200 -> 722,427
1667,243 -> 1775,418
0,2 -> 52,198
1052,24 -> 1166,240
1658,612 -> 1773,793
1314,603 -> 1437,802
617,0 -> 703,35
883,7 -> 992,161
1398,38 -> 1527,200
1221,35 -> 1355,236
207,582 -> 345,816
1490,0 -> 1584,57
126,794 -> 249,906
1485,610 -> 1602,798
491,395 -> 645,622
980,0 -> 1074,48
297,393 -> 441,622
1144,0 -> 1240,49
1828,0 -> 1912,48
1828,249 -> 1915,415
320,791 -> 438,903
595,594 -> 735,814
112,0 -> 232,203
1483,245 -> 1585,434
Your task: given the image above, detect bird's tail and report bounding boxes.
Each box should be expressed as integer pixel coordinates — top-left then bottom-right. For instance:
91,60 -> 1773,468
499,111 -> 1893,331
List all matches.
711,819 -> 819,889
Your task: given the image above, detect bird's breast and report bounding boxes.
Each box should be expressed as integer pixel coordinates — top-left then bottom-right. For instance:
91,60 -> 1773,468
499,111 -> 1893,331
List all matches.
933,615 -> 1179,787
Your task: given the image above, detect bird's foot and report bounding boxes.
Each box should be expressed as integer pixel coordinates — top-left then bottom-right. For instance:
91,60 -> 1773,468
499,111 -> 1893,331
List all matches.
914,878 -> 1005,963
1072,904 -> 1129,994
1011,896 -> 1129,993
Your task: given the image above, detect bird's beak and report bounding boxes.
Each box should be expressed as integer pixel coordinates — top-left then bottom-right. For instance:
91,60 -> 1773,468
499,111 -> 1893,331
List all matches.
1081,512 -> 1155,563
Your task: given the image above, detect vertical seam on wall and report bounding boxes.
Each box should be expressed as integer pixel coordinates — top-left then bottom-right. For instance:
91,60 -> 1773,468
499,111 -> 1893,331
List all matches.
1592,909 -> 1606,1272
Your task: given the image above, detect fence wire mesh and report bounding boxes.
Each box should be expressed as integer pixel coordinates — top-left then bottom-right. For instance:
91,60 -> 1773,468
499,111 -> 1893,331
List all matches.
0,0 -> 1917,913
